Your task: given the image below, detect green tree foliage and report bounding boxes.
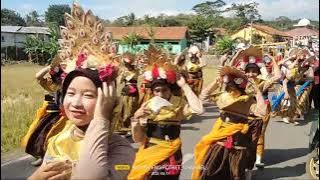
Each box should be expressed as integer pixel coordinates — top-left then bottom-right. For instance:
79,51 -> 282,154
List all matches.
192,0 -> 226,18
188,15 -> 214,43
120,32 -> 143,53
227,2 -> 261,25
251,33 -> 263,44
113,13 -> 137,26
1,8 -> 26,26
45,4 -> 71,26
24,24 -> 60,65
215,36 -> 235,55
25,11 -> 43,26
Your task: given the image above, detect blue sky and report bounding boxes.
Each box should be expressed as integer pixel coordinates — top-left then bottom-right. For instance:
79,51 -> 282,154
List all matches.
1,0 -> 319,21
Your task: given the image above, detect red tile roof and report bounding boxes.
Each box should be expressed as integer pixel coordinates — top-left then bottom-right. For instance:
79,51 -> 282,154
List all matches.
251,24 -> 292,37
286,27 -> 319,37
105,26 -> 188,40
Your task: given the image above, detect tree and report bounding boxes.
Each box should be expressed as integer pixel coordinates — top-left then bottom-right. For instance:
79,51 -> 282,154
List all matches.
1,8 -> 26,26
227,2 -> 261,25
113,13 -> 137,26
192,0 -> 226,18
24,23 -> 60,65
215,36 -> 235,55
45,4 -> 71,26
120,32 -> 143,53
25,11 -> 43,26
251,33 -> 263,44
188,15 -> 214,43
274,16 -> 292,30
43,23 -> 60,64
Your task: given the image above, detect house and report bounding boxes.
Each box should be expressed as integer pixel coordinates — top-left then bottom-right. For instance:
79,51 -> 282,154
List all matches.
286,18 -> 319,48
105,26 -> 189,54
1,26 -> 50,60
1,26 -> 50,48
230,23 -> 292,44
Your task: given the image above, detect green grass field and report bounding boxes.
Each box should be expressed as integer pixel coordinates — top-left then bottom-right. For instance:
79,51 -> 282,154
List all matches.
0,63 -> 218,155
1,63 -> 46,154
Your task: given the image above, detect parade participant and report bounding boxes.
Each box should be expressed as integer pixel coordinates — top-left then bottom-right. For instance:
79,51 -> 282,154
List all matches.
28,3 -> 135,179
113,52 -> 139,135
294,49 -> 315,117
138,54 -> 154,106
21,59 -> 64,166
128,45 -> 203,180
274,48 -> 314,124
186,45 -> 206,96
174,49 -> 189,79
244,53 -> 282,168
29,68 -> 135,180
192,65 -> 268,180
309,54 -> 319,109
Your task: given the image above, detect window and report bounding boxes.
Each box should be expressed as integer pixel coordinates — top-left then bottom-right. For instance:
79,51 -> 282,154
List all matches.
1,36 -> 4,42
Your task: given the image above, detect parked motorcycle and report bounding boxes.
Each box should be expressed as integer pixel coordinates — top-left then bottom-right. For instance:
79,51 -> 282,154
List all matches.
306,109 -> 319,179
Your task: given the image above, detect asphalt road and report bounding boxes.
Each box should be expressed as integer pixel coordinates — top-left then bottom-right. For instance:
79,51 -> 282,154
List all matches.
1,102 -> 315,180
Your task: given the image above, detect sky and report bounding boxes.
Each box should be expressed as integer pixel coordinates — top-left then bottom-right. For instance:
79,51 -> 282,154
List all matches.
1,0 -> 319,21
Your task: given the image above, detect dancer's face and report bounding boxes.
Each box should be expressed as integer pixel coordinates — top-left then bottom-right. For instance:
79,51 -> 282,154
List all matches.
63,76 -> 97,126
246,68 -> 260,79
152,84 -> 172,100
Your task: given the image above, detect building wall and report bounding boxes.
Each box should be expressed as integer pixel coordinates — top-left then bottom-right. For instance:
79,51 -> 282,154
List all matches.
1,33 -> 16,47
1,32 -> 49,48
117,39 -> 187,54
231,27 -> 274,43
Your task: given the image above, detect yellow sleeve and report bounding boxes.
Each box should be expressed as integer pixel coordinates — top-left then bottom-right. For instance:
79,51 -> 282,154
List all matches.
38,77 -> 60,93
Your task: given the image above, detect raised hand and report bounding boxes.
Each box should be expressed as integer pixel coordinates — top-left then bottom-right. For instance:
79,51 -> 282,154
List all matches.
94,81 -> 116,121
28,160 -> 72,180
133,103 -> 152,125
176,74 -> 187,88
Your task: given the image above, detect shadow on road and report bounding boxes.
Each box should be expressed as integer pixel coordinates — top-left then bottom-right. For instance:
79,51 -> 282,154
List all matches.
182,114 -> 219,124
263,148 -> 309,166
181,126 -> 200,131
253,163 -> 306,180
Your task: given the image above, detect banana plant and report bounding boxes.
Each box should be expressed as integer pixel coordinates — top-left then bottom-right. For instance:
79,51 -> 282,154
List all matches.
215,36 -> 235,55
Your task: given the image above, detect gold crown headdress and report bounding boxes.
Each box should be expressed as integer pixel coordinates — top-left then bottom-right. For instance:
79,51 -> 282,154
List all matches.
141,45 -> 179,84
51,3 -> 119,82
230,46 -> 264,70
219,66 -> 248,88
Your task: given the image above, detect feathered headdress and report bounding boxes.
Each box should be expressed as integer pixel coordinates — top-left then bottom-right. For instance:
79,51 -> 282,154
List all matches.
51,3 -> 119,83
141,45 -> 179,84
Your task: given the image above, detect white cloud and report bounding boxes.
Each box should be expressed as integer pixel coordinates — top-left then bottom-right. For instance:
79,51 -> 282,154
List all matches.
257,0 -> 319,20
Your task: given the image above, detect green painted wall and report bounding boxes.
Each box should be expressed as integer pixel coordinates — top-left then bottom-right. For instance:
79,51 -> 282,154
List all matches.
117,38 -> 188,54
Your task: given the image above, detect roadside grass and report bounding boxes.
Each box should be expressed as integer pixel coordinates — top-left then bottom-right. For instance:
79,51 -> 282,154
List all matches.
0,63 -> 218,155
203,66 -> 218,87
1,63 -> 45,154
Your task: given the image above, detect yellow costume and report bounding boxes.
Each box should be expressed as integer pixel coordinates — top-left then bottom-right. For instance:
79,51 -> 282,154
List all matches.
245,77 -> 273,159
45,119 -> 83,162
128,96 -> 189,179
187,62 -> 203,96
113,69 -> 139,133
192,66 -> 260,180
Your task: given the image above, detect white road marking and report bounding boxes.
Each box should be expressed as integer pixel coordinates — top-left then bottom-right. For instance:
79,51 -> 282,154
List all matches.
1,155 -> 32,167
182,153 -> 194,165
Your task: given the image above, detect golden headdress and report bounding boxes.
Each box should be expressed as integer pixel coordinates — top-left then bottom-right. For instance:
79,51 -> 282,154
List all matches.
141,45 -> 179,84
219,66 -> 248,89
51,3 -> 119,82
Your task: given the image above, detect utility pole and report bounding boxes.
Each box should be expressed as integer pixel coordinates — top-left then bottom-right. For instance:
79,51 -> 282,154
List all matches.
249,20 -> 253,45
